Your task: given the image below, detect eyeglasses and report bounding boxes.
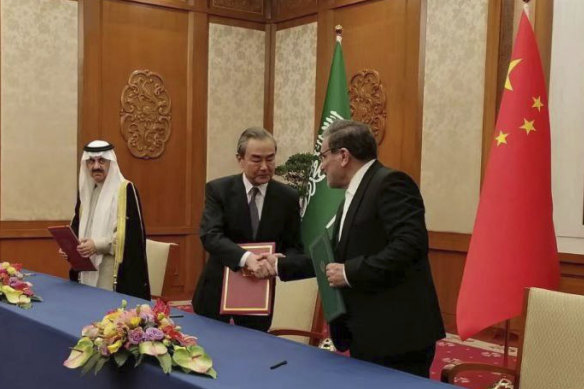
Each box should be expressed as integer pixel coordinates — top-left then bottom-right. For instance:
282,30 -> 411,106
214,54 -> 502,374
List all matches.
318,148 -> 337,162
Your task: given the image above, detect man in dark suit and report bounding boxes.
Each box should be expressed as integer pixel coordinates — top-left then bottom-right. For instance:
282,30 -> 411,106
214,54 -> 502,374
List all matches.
280,119 -> 444,377
192,127 -> 304,332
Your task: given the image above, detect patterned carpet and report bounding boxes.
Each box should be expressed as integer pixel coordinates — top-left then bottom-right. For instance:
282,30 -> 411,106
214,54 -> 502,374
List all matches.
169,302 -> 515,388
430,333 -> 516,388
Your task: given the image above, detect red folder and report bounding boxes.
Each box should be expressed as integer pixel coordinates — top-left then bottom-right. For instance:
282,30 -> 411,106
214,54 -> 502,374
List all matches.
48,226 -> 96,271
220,242 -> 275,316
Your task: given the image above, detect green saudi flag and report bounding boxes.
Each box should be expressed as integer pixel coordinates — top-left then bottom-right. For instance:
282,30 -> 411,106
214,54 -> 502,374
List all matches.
301,38 -> 351,249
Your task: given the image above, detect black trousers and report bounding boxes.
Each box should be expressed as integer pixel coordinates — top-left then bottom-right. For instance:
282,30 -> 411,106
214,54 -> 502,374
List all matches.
351,344 -> 436,378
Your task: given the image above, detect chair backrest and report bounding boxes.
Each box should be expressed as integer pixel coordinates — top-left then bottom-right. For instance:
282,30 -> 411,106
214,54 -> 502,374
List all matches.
145,239 -> 173,296
518,288 -> 584,388
270,278 -> 319,344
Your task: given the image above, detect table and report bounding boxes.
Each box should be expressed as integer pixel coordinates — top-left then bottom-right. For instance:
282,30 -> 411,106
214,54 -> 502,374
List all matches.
0,272 -> 455,389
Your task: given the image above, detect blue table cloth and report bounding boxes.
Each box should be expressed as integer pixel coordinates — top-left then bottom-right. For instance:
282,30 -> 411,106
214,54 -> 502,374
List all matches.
0,272 -> 455,389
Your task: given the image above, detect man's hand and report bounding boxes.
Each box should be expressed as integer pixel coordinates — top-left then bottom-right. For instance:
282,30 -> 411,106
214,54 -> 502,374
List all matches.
77,238 -> 97,258
263,253 -> 285,272
326,263 -> 348,288
58,248 -> 68,260
245,253 -> 276,279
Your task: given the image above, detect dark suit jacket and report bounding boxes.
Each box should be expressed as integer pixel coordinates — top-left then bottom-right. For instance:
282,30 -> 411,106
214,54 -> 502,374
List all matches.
192,174 -> 304,326
280,161 -> 444,357
336,161 -> 444,356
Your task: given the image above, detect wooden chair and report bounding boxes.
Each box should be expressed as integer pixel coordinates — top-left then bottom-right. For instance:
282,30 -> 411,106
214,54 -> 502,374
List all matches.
442,288 -> 584,388
145,239 -> 176,298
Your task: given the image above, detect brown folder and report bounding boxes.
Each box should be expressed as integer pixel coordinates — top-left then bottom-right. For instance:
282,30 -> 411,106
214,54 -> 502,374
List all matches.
48,226 -> 97,272
220,242 -> 275,316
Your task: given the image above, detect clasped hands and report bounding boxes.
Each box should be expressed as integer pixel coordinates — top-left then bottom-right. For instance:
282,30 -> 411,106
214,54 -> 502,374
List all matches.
58,238 -> 97,259
244,253 -> 284,279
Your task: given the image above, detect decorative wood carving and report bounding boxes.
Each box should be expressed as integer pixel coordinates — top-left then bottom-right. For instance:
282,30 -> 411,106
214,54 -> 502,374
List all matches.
120,70 -> 172,159
349,69 -> 387,144
211,0 -> 263,15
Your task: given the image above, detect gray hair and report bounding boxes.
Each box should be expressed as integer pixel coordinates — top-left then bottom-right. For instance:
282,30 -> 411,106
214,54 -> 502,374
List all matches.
323,120 -> 377,161
236,127 -> 277,156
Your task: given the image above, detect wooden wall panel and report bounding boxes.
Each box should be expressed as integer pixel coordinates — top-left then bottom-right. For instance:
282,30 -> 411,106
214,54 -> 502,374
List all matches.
101,0 -> 190,228
208,0 -> 267,21
272,0 -> 317,22
0,239 -> 70,279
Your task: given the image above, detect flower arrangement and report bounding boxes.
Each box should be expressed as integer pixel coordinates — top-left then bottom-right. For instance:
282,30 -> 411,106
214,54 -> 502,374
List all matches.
64,300 -> 216,378
0,262 -> 42,308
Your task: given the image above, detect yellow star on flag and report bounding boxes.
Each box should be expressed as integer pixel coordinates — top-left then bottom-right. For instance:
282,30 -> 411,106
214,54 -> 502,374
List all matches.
505,59 -> 522,91
532,96 -> 544,112
495,131 -> 509,146
520,118 -> 536,134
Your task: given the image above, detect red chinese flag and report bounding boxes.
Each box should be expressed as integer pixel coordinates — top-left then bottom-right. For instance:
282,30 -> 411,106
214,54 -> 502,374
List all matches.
456,12 -> 560,340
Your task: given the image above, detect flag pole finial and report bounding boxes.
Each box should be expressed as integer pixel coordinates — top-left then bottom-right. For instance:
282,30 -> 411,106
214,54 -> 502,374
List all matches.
335,25 -> 343,43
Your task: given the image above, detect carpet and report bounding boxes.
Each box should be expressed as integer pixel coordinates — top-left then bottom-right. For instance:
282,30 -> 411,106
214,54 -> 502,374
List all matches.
430,333 -> 517,388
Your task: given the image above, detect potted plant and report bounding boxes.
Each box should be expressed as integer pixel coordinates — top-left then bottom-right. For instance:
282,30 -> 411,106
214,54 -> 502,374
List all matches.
275,152 -> 318,209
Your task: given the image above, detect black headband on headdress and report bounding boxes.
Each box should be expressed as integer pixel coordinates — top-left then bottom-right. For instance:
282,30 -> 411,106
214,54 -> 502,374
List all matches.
83,142 -> 114,152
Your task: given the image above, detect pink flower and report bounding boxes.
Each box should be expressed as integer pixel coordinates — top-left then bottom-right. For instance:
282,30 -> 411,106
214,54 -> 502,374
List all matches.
9,278 -> 27,290
81,325 -> 99,338
144,327 -> 164,341
128,328 -> 145,344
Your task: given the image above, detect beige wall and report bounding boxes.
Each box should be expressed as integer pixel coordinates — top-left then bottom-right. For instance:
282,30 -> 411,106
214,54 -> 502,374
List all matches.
549,0 -> 584,254
272,22 -> 317,165
1,0 -> 78,220
420,0 -> 488,234
206,23 -> 265,181
270,23 -> 318,341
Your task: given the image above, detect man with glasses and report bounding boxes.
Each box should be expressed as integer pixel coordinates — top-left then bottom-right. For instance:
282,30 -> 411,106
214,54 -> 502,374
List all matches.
192,127 -> 305,332
278,120 -> 444,377
62,140 -> 150,300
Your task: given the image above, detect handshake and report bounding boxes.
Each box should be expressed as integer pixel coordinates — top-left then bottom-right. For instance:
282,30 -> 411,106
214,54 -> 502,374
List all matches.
243,253 -> 284,279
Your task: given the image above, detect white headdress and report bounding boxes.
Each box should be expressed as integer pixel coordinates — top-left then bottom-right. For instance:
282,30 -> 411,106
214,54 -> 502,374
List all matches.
78,140 -> 125,287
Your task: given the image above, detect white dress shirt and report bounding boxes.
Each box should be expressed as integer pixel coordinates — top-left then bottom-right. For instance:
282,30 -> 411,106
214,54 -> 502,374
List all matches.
239,174 -> 268,267
338,159 -> 376,286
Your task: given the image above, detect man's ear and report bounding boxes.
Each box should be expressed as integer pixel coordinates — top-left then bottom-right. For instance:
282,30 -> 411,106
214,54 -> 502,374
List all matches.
340,149 -> 350,167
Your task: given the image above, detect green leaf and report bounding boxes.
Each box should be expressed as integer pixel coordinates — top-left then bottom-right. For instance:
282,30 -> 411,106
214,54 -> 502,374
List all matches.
134,354 -> 144,368
20,302 -> 32,309
63,338 -> 94,369
129,346 -> 140,359
31,295 -> 43,302
172,345 -> 214,375
156,353 -> 173,374
207,367 -> 218,379
186,345 -> 204,357
94,356 -> 108,375
113,350 -> 130,367
139,341 -> 167,356
80,353 -> 101,376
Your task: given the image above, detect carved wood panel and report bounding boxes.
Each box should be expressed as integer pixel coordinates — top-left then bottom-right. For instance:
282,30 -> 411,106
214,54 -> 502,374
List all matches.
349,69 -> 387,144
211,0 -> 263,15
120,70 -> 172,159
